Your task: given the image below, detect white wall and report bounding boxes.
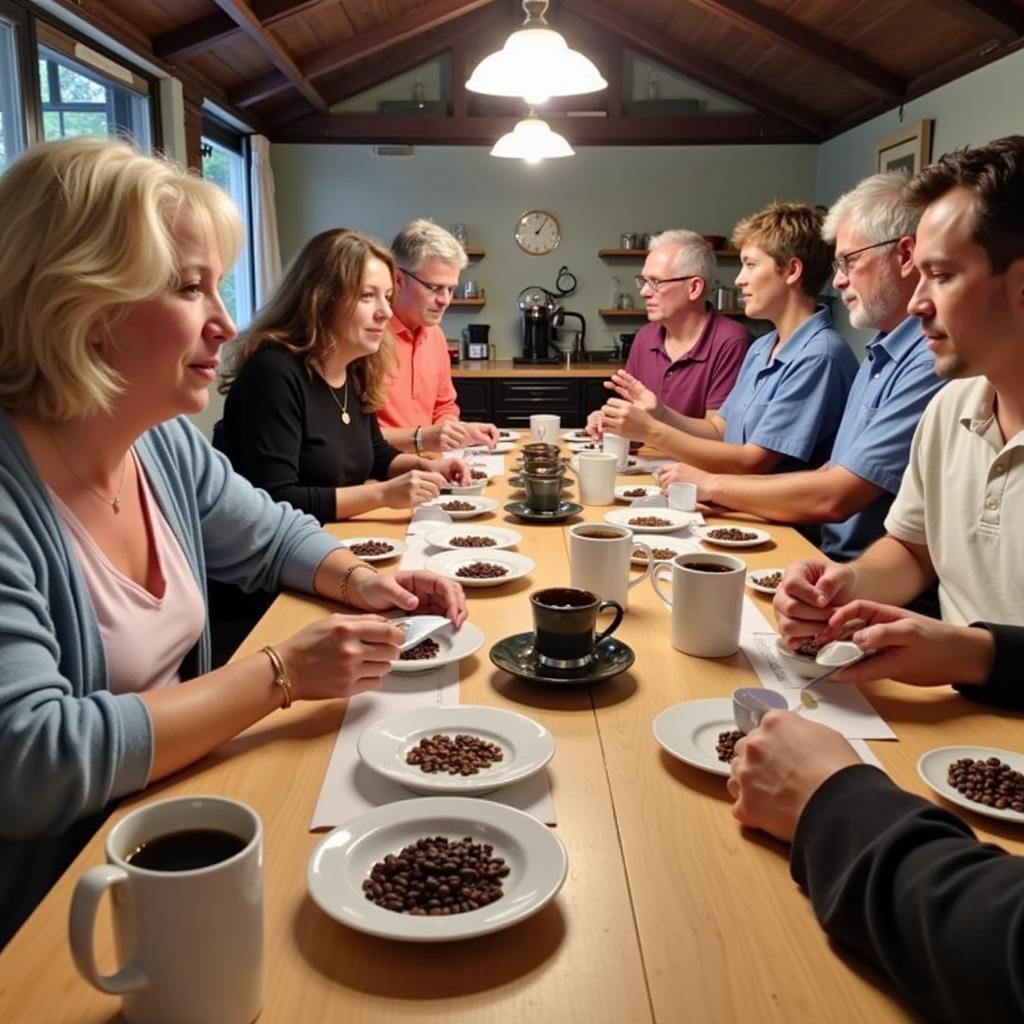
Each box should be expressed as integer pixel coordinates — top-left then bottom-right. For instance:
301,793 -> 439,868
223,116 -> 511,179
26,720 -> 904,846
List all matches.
271,142 -> 818,359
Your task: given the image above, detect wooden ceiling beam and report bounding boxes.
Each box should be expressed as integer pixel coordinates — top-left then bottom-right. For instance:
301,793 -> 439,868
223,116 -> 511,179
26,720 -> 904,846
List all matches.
563,0 -> 826,137
926,0 -> 1024,44
686,0 -> 905,101
251,0 -> 329,26
229,0 -> 496,107
212,0 -> 328,113
153,13 -> 240,62
270,111 -> 813,146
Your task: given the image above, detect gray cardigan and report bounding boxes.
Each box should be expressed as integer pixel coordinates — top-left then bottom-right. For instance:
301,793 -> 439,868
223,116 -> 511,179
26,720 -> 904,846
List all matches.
0,411 -> 341,944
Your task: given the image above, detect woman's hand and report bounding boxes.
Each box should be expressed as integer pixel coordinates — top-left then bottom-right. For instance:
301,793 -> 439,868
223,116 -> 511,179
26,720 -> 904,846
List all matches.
276,614 -> 404,701
351,570 -> 468,627
605,370 -> 658,413
826,600 -> 994,687
435,457 -> 470,485
381,469 -> 447,508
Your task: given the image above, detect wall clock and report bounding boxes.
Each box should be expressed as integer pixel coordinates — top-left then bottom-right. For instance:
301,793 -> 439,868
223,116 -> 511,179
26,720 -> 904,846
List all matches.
514,209 -> 561,255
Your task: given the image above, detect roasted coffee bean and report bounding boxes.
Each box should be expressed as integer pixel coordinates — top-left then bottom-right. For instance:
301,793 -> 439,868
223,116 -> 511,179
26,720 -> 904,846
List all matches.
405,733 -> 504,775
947,756 -> 1024,812
633,547 -> 678,562
348,540 -> 394,557
362,835 -> 509,915
706,527 -> 759,541
628,516 -> 672,528
399,638 -> 441,661
455,561 -> 508,579
449,535 -> 497,548
440,500 -> 476,512
716,729 -> 743,763
470,469 -> 488,481
752,571 -> 783,591
622,488 -> 649,498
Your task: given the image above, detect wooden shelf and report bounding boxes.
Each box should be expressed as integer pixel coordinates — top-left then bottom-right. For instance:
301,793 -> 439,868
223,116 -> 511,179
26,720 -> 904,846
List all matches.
464,248 -> 485,259
598,247 -> 739,258
450,298 -> 486,308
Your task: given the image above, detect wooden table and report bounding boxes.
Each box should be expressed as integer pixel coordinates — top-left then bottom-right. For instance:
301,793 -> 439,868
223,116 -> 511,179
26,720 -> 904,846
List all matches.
3,455 -> 1023,1023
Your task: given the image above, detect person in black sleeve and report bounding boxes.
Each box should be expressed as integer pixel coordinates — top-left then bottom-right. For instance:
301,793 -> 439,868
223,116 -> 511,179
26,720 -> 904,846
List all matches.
216,228 -> 468,523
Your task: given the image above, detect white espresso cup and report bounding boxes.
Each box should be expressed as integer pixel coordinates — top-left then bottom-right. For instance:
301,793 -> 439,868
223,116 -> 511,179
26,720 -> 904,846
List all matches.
530,414 -> 561,443
576,451 -> 619,505
569,523 -> 654,608
70,796 -> 264,1024
602,431 -> 630,469
668,481 -> 697,512
651,551 -> 746,657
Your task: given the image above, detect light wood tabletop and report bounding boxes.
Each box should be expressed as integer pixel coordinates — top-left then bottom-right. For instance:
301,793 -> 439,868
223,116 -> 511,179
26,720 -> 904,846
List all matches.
2,449 -> 1022,1023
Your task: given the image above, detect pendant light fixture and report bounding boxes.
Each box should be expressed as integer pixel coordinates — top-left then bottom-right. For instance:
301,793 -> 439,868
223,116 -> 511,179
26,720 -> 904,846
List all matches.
490,110 -> 574,163
466,0 -> 607,106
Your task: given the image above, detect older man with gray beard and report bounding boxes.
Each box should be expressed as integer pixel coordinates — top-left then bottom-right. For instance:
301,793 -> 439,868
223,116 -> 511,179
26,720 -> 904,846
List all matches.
658,172 -> 945,561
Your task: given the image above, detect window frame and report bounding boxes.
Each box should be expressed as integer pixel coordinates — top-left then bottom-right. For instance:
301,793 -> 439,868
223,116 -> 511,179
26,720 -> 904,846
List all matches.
0,0 -> 39,162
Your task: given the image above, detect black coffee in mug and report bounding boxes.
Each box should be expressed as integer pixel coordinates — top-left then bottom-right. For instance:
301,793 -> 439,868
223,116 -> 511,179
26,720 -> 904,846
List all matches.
680,561 -> 733,573
126,829 -> 247,871
530,587 -> 623,670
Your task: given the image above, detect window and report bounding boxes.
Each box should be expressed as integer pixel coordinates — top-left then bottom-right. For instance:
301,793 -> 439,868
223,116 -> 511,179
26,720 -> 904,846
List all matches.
202,122 -> 254,328
0,2 -> 29,171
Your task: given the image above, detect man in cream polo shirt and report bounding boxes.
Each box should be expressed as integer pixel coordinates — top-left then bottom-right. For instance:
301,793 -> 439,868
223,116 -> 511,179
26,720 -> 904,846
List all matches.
773,135 -> 1024,641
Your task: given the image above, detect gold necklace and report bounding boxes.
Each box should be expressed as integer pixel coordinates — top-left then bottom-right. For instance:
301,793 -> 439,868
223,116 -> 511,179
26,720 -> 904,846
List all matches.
320,372 -> 351,425
46,426 -> 130,513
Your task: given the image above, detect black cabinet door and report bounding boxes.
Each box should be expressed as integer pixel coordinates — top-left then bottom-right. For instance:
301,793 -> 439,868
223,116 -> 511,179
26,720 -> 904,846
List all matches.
453,378 -> 491,422
581,379 -> 609,419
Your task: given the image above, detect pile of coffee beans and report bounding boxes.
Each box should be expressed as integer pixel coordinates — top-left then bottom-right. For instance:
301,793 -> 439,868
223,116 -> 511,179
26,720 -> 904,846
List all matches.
752,571 -> 783,590
348,540 -> 393,558
629,516 -> 673,528
449,534 -> 497,548
399,638 -> 440,662
947,756 -> 1024,812
716,729 -> 743,762
441,500 -> 476,512
470,469 -> 488,481
706,527 -> 759,542
456,561 -> 508,579
795,636 -> 823,657
363,835 -> 509,915
622,487 -> 649,498
405,733 -> 504,775
633,547 -> 678,562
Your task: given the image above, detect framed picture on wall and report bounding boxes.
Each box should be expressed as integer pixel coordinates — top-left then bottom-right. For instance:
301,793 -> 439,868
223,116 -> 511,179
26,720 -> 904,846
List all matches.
875,119 -> 934,176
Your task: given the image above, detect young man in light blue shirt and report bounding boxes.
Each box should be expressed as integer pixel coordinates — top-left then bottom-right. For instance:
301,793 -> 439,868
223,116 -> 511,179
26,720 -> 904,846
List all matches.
658,174 -> 945,561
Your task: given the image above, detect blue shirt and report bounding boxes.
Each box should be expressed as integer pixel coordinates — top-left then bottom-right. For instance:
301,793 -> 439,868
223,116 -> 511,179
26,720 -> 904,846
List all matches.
718,306 -> 858,473
820,317 -> 945,561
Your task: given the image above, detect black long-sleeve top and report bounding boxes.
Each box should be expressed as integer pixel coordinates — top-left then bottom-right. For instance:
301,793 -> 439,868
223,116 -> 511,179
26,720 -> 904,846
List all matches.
789,624 -> 1024,1022
216,347 -> 400,524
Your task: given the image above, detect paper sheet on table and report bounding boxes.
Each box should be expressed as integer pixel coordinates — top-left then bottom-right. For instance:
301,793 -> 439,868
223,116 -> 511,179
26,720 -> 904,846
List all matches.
444,450 -> 506,477
849,739 -> 885,770
739,597 -> 896,740
398,507 -> 451,570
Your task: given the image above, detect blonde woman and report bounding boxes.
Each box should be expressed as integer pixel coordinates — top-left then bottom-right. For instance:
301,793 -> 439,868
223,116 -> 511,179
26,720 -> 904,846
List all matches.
217,228 -> 469,523
0,138 -> 466,945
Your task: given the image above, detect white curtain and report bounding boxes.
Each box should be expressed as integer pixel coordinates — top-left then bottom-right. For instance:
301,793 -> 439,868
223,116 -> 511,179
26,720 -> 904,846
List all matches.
249,135 -> 282,306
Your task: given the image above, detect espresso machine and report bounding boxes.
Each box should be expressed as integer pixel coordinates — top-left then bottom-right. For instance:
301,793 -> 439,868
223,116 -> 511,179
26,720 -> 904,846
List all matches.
515,267 -> 586,365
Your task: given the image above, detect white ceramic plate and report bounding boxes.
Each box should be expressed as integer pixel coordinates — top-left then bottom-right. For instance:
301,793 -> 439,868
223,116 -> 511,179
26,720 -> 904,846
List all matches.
918,746 -> 1024,824
629,534 -> 700,565
560,428 -> 592,441
747,567 -> 785,595
424,525 -> 522,551
695,525 -> 772,548
652,699 -> 736,778
603,507 -> 699,533
567,440 -> 604,453
496,429 -> 522,442
422,496 -> 499,520
307,797 -> 568,942
463,441 -> 516,454
387,621 -> 486,674
340,536 -> 409,563
614,484 -> 661,502
357,705 -> 555,795
423,549 -> 535,588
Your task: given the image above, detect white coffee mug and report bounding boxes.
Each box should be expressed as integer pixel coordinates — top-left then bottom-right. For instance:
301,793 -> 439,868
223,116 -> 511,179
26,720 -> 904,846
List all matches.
569,523 -> 653,608
602,432 -> 629,469
668,481 -> 697,512
70,796 -> 263,1024
651,551 -> 746,657
576,451 -> 618,505
530,414 -> 561,443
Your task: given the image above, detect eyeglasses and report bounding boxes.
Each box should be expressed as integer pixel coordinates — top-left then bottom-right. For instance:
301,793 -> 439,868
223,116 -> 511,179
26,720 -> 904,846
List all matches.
831,238 -> 902,276
634,274 -> 697,293
401,268 -> 458,298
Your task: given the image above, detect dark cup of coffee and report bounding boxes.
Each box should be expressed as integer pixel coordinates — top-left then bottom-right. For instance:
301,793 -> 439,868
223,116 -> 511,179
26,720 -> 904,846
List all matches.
530,586 -> 624,670
522,473 -> 563,512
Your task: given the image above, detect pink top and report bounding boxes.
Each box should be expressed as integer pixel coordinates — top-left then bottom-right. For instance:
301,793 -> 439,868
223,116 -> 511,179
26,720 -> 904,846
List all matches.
51,452 -> 206,694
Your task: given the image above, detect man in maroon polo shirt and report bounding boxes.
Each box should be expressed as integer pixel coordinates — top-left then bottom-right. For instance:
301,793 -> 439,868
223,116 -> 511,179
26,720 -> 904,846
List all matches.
587,229 -> 750,438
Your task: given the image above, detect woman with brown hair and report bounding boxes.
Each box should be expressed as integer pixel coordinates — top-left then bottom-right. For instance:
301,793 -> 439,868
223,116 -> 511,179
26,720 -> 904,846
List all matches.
217,228 -> 468,523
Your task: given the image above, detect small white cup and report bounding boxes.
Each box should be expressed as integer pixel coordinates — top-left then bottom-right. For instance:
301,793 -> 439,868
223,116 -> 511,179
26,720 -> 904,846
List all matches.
668,481 -> 697,512
569,523 -> 653,608
732,687 -> 788,734
530,414 -> 561,443
69,796 -> 263,1024
602,432 -> 630,469
576,452 -> 618,505
651,551 -> 746,657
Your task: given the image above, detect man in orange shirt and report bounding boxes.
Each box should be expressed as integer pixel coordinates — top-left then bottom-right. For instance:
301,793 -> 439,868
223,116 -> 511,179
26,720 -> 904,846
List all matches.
378,219 -> 500,453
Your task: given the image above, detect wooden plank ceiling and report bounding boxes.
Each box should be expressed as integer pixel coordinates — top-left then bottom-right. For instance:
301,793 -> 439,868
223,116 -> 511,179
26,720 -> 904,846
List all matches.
61,0 -> 1024,143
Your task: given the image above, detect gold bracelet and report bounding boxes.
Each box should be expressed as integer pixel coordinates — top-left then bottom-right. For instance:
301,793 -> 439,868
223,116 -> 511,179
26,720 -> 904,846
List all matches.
339,560 -> 378,606
261,644 -> 292,709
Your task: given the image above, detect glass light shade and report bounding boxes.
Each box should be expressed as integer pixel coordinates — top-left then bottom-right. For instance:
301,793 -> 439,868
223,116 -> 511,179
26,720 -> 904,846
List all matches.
466,28 -> 607,105
490,114 -> 574,162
